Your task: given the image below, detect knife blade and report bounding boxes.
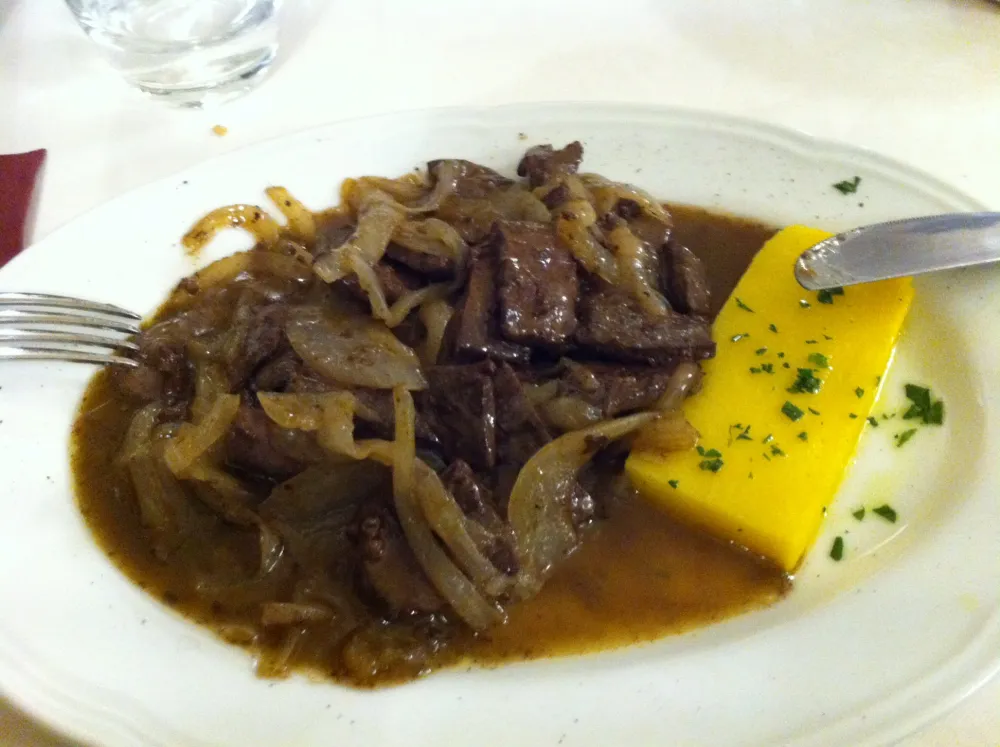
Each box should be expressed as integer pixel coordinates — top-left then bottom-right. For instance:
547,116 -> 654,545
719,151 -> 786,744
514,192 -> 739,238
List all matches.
795,212 -> 1000,290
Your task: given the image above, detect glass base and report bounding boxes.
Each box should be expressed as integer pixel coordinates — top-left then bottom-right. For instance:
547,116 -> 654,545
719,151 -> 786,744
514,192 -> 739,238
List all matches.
130,47 -> 275,108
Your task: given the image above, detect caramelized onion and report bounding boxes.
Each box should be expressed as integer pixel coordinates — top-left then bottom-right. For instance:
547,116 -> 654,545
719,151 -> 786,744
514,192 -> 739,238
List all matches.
162,394 -> 240,476
579,174 -> 674,225
392,218 -> 466,262
418,298 -> 453,366
265,187 -> 316,245
555,199 -> 618,283
390,388 -> 502,631
608,224 -> 669,317
312,195 -> 404,284
285,306 -> 427,390
508,412 -> 656,597
182,205 -> 281,255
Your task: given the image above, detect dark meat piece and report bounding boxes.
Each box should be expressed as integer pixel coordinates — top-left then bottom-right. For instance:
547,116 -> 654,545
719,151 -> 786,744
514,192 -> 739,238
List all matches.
338,258 -> 424,305
663,242 -> 712,317
357,504 -> 443,616
446,241 -> 531,364
516,141 -> 584,188
251,350 -> 300,392
117,336 -> 194,422
313,213 -> 355,256
227,303 -> 288,391
419,362 -> 496,471
441,460 -> 518,575
559,361 -> 679,417
384,243 -> 454,280
575,284 -> 715,363
492,221 -> 578,349
492,362 -> 552,504
352,388 -> 440,446
224,402 -> 303,483
427,159 -> 513,199
630,213 -> 672,249
541,183 -> 569,210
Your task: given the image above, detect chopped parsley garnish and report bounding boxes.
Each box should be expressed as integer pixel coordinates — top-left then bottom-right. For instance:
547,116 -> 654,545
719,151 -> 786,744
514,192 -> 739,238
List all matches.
799,299 -> 811,308
696,446 -> 722,458
849,413 -> 858,419
770,445 -> 785,457
788,368 -> 823,394
853,507 -> 866,521
782,401 -> 805,421
855,387 -> 865,398
762,433 -> 773,444
761,363 -> 774,374
872,504 -> 898,523
755,347 -> 768,356
817,287 -> 845,304
833,176 -> 861,194
735,297 -> 754,312
824,334 -> 834,341
797,431 -> 808,441
729,424 -> 752,444
777,352 -> 785,358
866,416 -> 879,427
762,453 -> 771,461
668,479 -> 679,489
808,407 -> 821,415
731,332 -> 750,342
902,384 -> 945,425
769,323 -> 778,333
805,339 -> 818,344
782,362 -> 791,369
699,457 -> 724,473
808,352 -> 830,369
894,428 -> 918,447
830,536 -> 844,561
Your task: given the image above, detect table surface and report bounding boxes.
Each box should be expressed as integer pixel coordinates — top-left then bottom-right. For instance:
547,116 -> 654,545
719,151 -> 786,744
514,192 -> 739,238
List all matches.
2,1 -> 999,744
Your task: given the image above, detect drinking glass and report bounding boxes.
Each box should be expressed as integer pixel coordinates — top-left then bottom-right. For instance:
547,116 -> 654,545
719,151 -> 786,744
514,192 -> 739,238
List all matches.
64,0 -> 282,107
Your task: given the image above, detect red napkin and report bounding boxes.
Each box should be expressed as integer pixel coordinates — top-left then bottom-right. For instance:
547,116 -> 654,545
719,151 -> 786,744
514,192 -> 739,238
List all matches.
0,149 -> 46,268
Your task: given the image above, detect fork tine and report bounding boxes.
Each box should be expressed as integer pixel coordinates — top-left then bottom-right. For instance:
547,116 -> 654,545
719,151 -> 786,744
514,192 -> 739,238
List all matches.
0,309 -> 140,335
0,347 -> 138,367
0,330 -> 139,351
0,292 -> 141,321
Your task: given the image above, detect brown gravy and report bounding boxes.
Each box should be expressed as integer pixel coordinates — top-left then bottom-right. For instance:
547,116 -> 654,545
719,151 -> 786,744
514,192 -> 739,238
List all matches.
72,205 -> 783,685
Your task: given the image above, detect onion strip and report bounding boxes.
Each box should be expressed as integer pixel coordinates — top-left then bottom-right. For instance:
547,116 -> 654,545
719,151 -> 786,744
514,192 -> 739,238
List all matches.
182,205 -> 281,255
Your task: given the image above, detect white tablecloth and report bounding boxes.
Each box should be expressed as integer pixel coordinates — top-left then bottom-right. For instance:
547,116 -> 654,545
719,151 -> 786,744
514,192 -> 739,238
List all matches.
1,1 -> 998,744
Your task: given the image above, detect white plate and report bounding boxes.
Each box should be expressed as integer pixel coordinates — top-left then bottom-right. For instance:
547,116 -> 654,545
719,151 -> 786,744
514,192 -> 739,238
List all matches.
0,103 -> 997,747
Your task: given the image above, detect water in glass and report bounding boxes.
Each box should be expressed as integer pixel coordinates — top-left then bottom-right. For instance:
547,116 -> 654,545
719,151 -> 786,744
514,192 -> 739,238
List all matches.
65,0 -> 281,106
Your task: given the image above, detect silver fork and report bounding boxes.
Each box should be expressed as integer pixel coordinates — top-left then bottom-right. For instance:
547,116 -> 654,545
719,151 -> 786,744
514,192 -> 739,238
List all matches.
0,292 -> 141,367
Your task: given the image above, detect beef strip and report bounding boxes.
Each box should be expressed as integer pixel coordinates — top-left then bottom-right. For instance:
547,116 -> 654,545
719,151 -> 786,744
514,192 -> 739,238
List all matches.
227,303 -> 289,391
337,258 -> 425,305
352,388 -> 439,446
575,283 -> 715,363
440,460 -> 518,575
516,141 -> 584,188
313,213 -> 355,256
356,503 -> 443,616
418,362 -> 496,471
492,221 -> 578,349
663,242 -> 712,317
225,401 -> 303,482
117,335 -> 194,421
558,361 -> 679,416
427,159 -> 513,199
384,243 -> 455,280
491,362 -> 552,504
446,240 -> 531,364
